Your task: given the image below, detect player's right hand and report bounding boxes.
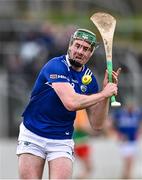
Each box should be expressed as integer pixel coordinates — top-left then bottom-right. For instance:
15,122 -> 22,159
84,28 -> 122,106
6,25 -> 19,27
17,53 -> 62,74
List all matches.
101,82 -> 118,98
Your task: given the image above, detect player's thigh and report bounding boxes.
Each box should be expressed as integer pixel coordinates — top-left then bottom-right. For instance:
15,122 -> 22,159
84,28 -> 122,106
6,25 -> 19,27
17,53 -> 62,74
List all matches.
48,157 -> 73,179
18,153 -> 45,179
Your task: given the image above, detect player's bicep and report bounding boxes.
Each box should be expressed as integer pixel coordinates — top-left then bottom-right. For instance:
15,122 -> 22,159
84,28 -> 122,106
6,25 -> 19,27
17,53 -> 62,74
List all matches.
52,82 -> 77,111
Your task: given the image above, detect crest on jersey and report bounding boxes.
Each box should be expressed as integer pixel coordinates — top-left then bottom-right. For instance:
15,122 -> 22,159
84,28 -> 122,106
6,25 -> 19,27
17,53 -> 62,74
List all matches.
80,85 -> 87,93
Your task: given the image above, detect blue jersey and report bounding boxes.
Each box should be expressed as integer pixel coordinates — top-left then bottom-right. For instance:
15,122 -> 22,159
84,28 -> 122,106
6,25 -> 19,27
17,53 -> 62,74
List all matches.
112,108 -> 142,141
22,55 -> 99,139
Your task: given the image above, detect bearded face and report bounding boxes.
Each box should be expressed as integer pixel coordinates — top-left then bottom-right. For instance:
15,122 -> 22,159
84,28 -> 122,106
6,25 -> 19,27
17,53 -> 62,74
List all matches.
68,39 -> 94,68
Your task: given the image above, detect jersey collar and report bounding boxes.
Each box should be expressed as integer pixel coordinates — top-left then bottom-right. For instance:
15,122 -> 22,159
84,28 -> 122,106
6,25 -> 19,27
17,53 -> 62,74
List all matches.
65,54 -> 71,67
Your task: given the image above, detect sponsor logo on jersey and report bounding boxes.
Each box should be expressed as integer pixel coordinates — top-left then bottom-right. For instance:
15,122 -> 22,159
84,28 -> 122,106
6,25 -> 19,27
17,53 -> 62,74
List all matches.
50,74 -> 58,79
50,74 -> 68,80
57,75 -> 67,79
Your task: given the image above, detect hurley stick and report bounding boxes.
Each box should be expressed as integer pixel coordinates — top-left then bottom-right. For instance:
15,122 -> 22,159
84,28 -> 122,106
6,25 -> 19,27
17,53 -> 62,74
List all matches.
90,12 -> 121,107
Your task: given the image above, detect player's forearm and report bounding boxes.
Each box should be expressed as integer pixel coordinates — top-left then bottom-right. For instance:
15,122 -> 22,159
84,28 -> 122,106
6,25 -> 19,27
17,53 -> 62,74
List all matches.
86,98 -> 110,130
68,91 -> 107,111
52,82 -> 115,111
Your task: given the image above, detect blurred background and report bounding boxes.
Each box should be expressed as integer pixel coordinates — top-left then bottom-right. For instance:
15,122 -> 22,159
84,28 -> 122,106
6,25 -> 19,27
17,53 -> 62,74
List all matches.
0,0 -> 142,179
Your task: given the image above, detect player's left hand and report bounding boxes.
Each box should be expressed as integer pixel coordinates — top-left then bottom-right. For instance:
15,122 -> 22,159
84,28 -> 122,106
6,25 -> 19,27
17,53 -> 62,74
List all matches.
103,68 -> 121,88
112,68 -> 121,84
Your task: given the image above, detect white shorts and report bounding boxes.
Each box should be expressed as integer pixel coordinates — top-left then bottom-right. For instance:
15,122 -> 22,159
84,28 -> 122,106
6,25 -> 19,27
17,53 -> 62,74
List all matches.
16,123 -> 75,162
119,141 -> 138,157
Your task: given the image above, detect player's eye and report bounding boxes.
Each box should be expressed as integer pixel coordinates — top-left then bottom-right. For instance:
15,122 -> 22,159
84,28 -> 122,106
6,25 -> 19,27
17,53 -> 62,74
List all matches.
84,47 -> 91,52
75,44 -> 80,49
83,47 -> 88,51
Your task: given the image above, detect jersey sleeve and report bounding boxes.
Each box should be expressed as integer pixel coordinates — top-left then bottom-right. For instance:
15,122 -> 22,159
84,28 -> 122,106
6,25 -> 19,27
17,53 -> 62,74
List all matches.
92,75 -> 99,93
43,58 -> 70,84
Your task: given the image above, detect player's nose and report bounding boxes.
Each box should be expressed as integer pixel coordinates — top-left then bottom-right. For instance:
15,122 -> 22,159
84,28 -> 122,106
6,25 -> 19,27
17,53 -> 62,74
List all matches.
77,47 -> 84,55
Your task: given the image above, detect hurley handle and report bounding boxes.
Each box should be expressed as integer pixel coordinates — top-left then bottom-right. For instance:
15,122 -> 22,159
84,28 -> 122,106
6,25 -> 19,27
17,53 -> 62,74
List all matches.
107,61 -> 121,107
